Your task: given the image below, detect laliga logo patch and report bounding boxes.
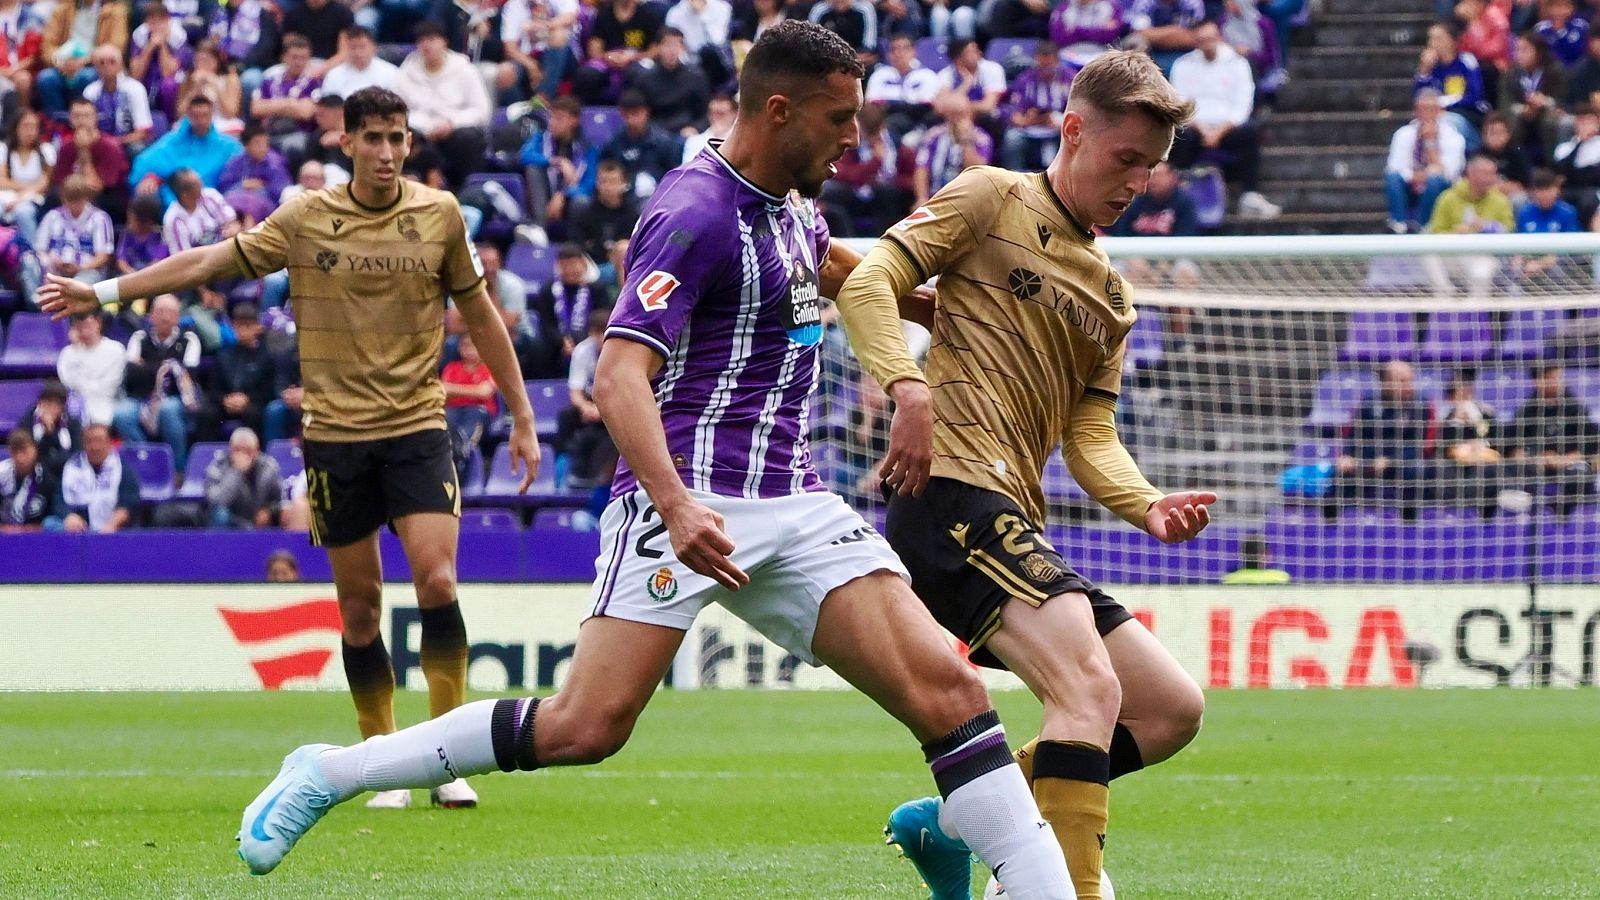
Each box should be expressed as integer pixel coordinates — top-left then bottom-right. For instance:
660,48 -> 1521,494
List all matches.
894,206 -> 935,231
637,270 -> 680,311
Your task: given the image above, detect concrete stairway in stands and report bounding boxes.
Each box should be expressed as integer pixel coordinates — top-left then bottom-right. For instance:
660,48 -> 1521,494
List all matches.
1234,0 -> 1436,234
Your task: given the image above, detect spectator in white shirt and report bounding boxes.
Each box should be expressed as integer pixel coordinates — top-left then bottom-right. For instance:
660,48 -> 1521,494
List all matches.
1167,21 -> 1280,219
681,91 -> 736,164
1385,88 -> 1467,233
163,167 -> 239,347
397,22 -> 493,189
319,26 -> 400,100
665,0 -> 733,84
82,44 -> 154,154
866,34 -> 940,137
55,311 -> 126,426
935,38 -> 1006,122
36,173 -> 115,283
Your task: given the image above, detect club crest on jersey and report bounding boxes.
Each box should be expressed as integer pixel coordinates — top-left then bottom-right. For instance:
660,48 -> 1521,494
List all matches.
895,206 -> 935,231
1105,269 -> 1126,311
637,270 -> 680,311
397,213 -> 421,242
646,567 -> 680,603
790,193 -> 816,231
782,259 -> 822,346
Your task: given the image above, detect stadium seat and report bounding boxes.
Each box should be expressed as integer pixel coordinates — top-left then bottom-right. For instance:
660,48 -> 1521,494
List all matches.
480,441 -> 585,507
1499,308 -> 1563,362
462,507 -> 520,530
0,378 -> 42,432
177,442 -> 230,500
1417,311 -> 1494,364
459,445 -> 485,497
0,313 -> 69,376
531,507 -> 582,530
376,43 -> 414,66
506,243 -> 555,291
266,440 -> 304,480
986,37 -> 1037,74
1127,309 -> 1165,370
123,442 -> 176,503
1472,368 -> 1533,421
1538,507 -> 1600,582
1180,167 -> 1226,230
1339,310 -> 1416,363
525,379 -> 567,438
464,172 -> 525,223
581,106 -> 624,147
1304,369 -> 1377,430
914,37 -> 949,72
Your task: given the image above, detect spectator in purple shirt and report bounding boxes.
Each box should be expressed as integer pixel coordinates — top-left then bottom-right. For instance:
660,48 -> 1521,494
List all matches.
913,93 -> 992,205
1049,0 -> 1125,53
82,44 -> 153,155
1536,0 -> 1588,67
1001,40 -> 1073,171
252,34 -> 322,161
115,193 -> 169,277
128,2 -> 190,123
1126,0 -> 1208,72
219,125 -> 292,227
208,0 -> 280,107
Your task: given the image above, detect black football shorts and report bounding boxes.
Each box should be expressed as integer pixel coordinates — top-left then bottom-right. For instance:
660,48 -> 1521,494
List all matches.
302,427 -> 461,548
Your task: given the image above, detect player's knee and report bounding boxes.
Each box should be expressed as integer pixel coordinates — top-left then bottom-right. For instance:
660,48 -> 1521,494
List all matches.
1161,680 -> 1206,752
338,594 -> 383,643
560,716 -> 636,765
415,564 -> 457,607
1039,649 -> 1121,730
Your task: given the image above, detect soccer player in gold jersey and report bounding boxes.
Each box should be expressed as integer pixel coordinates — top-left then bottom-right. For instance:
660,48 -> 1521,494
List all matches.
38,87 -> 540,812
838,51 -> 1217,900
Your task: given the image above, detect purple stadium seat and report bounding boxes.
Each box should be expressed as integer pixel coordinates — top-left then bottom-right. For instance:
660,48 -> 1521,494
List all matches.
1417,311 -> 1494,364
1265,508 -> 1534,581
123,442 -> 175,503
266,440 -> 303,480
462,507 -> 520,530
1565,368 -> 1600,421
581,106 -> 624,147
532,507 -> 582,530
481,441 -> 586,507
1305,369 -> 1377,429
1180,167 -> 1225,230
459,445 -> 485,496
463,172 -> 525,222
1127,309 -> 1165,370
1500,308 -> 1563,362
506,243 -> 555,291
1042,450 -> 1088,504
914,37 -> 950,72
178,442 -> 229,500
0,378 -> 42,432
525,378 -> 568,438
0,312 -> 69,375
986,37 -> 1038,70
1538,508 -> 1600,582
1472,368 -> 1533,421
1340,310 -> 1416,363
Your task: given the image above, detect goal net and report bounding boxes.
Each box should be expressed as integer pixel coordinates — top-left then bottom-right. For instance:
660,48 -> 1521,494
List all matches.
825,234 -> 1600,689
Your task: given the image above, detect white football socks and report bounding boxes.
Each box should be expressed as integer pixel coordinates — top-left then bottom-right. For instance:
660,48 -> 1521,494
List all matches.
315,698 -> 503,802
941,764 -> 1074,900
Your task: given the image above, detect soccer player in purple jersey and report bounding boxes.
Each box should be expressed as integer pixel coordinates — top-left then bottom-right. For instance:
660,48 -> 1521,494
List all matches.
228,21 -> 1074,895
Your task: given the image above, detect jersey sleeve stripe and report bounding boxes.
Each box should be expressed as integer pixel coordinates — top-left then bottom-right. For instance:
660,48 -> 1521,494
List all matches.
605,325 -> 672,359
883,234 -> 929,284
1083,387 -> 1119,404
231,236 -> 259,279
448,275 -> 487,298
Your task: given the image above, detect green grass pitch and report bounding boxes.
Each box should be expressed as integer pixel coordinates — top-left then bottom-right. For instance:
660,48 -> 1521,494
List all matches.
1,689 -> 1595,898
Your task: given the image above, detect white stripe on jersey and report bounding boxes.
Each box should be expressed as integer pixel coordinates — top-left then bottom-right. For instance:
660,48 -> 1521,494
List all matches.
654,316 -> 692,409
791,351 -> 821,494
691,212 -> 760,494
745,333 -> 801,498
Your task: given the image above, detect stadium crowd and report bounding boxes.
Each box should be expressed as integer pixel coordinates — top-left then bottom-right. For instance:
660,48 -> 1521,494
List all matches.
0,0 -> 1309,533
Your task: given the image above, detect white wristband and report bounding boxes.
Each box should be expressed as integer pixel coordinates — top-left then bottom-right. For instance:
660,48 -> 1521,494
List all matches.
93,278 -> 121,307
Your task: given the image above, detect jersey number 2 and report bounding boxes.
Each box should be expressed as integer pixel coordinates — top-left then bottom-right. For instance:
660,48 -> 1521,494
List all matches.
635,504 -> 669,559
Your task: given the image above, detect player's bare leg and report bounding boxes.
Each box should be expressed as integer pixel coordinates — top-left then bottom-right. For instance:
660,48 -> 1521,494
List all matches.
392,512 -> 478,807
815,571 -> 1072,900
985,593 -> 1121,900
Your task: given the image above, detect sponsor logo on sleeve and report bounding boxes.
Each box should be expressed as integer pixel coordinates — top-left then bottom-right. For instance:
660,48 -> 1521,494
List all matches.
894,206 -> 936,231
637,270 -> 681,311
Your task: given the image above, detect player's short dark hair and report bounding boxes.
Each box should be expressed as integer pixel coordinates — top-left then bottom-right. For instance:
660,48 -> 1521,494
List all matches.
737,20 -> 865,116
344,86 -> 409,133
1530,167 -> 1563,190
7,427 -> 35,454
1068,49 -> 1194,130
557,242 -> 585,260
414,20 -> 447,42
129,193 -> 163,225
317,93 -> 345,108
342,25 -> 374,43
281,32 -> 311,54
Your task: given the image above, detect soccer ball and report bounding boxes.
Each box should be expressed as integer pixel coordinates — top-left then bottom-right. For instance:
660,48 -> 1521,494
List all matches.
983,869 -> 1114,899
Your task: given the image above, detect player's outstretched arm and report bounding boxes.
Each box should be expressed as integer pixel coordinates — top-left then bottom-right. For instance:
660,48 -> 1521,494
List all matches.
593,338 -> 749,591
456,285 -> 540,492
35,242 -> 243,319
1063,392 -> 1217,543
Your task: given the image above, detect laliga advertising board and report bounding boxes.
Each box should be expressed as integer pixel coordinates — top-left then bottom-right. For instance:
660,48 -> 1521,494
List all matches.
1,585 -> 1597,690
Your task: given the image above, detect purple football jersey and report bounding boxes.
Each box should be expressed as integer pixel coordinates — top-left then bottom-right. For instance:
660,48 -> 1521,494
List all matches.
607,144 -> 830,501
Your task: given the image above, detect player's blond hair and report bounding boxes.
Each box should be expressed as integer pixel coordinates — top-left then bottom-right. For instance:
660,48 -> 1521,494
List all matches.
1068,50 -> 1195,129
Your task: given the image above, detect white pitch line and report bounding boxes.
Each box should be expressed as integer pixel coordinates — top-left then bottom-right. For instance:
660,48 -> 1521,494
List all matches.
2,770 -> 1597,784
